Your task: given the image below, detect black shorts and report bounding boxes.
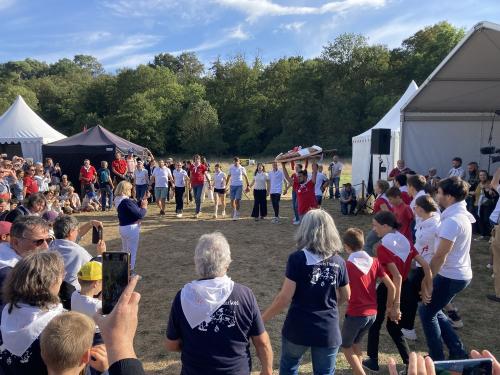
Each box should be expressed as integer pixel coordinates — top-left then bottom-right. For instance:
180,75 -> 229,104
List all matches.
214,188 -> 226,194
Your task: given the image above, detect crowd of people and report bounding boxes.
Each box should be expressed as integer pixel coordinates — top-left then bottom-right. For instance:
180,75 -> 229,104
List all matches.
0,150 -> 498,375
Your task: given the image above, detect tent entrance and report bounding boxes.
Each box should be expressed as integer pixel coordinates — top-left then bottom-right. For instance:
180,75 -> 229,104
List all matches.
0,143 -> 22,158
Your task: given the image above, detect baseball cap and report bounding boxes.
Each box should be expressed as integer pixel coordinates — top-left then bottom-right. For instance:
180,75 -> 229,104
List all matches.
0,221 -> 12,236
78,261 -> 102,281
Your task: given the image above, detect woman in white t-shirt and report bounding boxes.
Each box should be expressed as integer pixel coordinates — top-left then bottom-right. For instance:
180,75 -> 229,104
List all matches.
250,163 -> 269,221
213,163 -> 227,218
401,195 -> 440,341
173,161 -> 189,218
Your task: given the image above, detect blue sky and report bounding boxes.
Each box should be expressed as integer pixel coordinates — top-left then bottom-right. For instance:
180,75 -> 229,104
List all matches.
0,0 -> 498,72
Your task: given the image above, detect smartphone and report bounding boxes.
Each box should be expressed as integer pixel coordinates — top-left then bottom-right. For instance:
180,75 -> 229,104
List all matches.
434,358 -> 493,375
92,226 -> 103,244
102,252 -> 130,315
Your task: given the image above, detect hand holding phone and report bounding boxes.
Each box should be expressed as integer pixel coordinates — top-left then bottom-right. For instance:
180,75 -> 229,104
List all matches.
434,358 -> 493,375
102,252 -> 130,315
92,225 -> 104,244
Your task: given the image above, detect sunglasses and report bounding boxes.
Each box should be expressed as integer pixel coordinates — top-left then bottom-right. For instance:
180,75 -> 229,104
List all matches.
22,236 -> 53,246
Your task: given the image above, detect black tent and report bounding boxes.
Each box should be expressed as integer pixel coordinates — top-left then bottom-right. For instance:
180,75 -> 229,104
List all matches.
42,125 -> 146,192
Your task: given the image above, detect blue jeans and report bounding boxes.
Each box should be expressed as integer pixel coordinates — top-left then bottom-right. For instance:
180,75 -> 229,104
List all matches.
99,185 -> 113,210
292,191 -> 299,221
418,274 -> 471,360
280,336 -> 339,375
192,185 -> 203,214
329,177 -> 340,199
135,184 -> 148,200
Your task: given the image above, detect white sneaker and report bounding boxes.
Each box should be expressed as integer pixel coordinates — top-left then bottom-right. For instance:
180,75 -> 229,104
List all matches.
222,211 -> 226,218
401,328 -> 417,341
176,213 -> 182,218
194,213 -> 200,219
293,219 -> 300,225
214,213 -> 218,219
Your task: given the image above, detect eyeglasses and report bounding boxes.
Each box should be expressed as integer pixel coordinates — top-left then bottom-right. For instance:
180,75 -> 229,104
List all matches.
21,236 -> 53,246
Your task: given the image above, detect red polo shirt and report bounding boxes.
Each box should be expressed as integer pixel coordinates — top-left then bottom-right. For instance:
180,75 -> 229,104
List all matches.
112,159 -> 127,175
80,166 -> 96,183
23,176 -> 38,196
189,164 -> 207,186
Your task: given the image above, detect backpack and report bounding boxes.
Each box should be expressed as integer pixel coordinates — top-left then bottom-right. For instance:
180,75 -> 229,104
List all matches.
98,168 -> 109,185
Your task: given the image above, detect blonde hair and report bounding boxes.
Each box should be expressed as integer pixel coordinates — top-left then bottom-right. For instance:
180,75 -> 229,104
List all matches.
40,312 -> 95,373
295,209 -> 342,258
115,181 -> 133,197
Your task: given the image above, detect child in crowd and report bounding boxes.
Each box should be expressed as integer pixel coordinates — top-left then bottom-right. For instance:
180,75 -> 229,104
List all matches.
68,186 -> 81,213
363,180 -> 392,255
342,228 -> 396,375
395,174 -> 412,205
213,163 -> 227,218
363,211 -> 433,373
82,190 -> 101,212
386,187 -> 414,243
40,312 -> 108,375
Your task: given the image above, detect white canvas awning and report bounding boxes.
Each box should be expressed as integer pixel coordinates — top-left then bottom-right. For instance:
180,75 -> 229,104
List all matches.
0,95 -> 66,162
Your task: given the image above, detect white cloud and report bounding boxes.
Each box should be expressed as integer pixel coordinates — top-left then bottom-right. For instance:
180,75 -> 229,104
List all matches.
367,16 -> 434,47
104,53 -> 154,69
214,0 -> 387,22
279,21 -> 306,33
0,0 -> 14,10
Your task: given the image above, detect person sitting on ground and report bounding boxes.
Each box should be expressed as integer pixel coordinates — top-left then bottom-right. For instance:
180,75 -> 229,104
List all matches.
82,190 -> 101,212
4,192 -> 47,223
388,160 -> 411,182
340,183 -> 357,215
394,174 -> 412,205
59,174 -> 73,198
67,186 -> 81,213
165,232 -> 273,375
40,312 -> 109,375
49,215 -> 105,308
0,251 -> 65,375
341,228 -> 396,375
386,187 -> 414,243
262,209 -> 350,375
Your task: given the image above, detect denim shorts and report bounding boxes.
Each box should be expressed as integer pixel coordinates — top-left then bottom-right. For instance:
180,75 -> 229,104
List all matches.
230,185 -> 243,200
155,187 -> 168,200
341,314 -> 376,348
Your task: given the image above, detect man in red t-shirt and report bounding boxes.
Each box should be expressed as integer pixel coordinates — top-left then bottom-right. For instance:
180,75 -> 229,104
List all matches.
112,152 -> 128,184
23,166 -> 38,197
79,159 -> 97,197
189,154 -> 211,218
386,187 -> 414,243
283,161 -> 317,221
388,160 -> 411,182
341,228 -> 396,375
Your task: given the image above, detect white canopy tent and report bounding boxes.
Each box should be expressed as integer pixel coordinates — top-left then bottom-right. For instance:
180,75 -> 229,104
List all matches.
0,95 -> 66,162
351,81 -> 418,191
401,21 -> 500,177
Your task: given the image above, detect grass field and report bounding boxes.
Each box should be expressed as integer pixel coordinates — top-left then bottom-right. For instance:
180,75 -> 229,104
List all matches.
76,162 -> 498,374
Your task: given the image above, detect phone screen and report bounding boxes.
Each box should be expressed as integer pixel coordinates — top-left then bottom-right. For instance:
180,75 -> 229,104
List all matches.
92,226 -> 103,244
102,252 -> 130,315
434,358 -> 493,375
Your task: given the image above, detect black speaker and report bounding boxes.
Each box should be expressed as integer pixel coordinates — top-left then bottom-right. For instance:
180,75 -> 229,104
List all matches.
370,128 -> 391,155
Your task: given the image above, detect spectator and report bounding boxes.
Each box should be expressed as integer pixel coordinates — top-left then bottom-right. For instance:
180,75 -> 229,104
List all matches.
40,312 -> 108,375
166,232 -> 273,375
473,170 -> 498,240
419,177 -> 474,360
97,161 -> 114,211
71,261 -> 102,319
23,164 -> 39,197
467,162 -> 480,191
125,150 -> 137,183
268,161 -> 285,223
425,168 -> 440,196
388,160 -> 411,182
34,165 -> 50,192
386,187 -> 414,243
115,181 -> 147,271
10,169 -> 24,201
134,160 -> 149,201
0,251 -> 65,375
0,167 -> 12,201
67,186 -> 81,213
79,159 -> 97,198
363,180 -> 391,256
328,155 -> 343,199
315,164 -> 329,207
49,215 -> 104,307
173,161 -> 189,218
226,157 -> 249,221
250,163 -> 269,221
150,159 -> 173,216
262,209 -> 350,375
0,220 -> 12,260
448,157 -> 465,179
5,192 -> 47,223
59,174 -> 72,198
112,152 -> 128,185
394,174 -> 412,205
340,183 -> 357,215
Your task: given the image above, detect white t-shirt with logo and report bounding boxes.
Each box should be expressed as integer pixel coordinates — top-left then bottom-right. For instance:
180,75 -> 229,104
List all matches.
152,167 -> 172,188
173,169 -> 188,188
438,210 -> 473,280
269,169 -> 284,194
315,172 -> 329,196
214,171 -> 227,190
229,165 -> 246,187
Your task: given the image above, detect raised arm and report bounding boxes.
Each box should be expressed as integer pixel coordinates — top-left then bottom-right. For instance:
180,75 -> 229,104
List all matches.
310,162 -> 318,185
281,162 -> 293,185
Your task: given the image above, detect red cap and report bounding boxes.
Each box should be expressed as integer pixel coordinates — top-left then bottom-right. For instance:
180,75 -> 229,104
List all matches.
0,221 -> 12,236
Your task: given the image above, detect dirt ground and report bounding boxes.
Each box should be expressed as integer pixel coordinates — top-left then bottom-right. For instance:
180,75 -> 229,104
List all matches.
77,177 -> 499,374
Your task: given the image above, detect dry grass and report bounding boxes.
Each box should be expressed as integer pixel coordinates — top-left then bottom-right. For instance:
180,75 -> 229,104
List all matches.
76,162 -> 499,374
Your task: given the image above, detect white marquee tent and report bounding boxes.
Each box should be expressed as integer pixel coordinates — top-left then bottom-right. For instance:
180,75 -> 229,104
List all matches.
351,81 -> 418,191
401,21 -> 500,177
0,95 -> 66,162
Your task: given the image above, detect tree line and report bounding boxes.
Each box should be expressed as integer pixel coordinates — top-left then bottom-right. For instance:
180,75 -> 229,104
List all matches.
0,22 -> 465,157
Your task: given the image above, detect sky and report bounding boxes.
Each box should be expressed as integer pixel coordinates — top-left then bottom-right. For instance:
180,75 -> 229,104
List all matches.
0,0 -> 498,72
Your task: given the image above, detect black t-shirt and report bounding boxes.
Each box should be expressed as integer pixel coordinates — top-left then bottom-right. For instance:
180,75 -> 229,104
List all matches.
166,283 -> 265,375
0,337 -> 47,375
282,250 -> 348,347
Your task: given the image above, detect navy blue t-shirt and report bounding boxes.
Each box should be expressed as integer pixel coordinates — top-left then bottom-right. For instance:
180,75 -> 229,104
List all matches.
166,283 -> 265,375
282,250 -> 348,347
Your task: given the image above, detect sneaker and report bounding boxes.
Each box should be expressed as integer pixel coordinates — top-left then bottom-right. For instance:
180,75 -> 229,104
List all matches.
362,358 -> 379,373
222,211 -> 226,218
474,236 -> 486,241
214,213 -> 218,219
254,217 -> 259,221
446,309 -> 464,328
487,263 -> 493,269
176,213 -> 182,218
292,219 -> 300,225
160,210 -> 165,216
194,213 -> 200,219
401,328 -> 417,341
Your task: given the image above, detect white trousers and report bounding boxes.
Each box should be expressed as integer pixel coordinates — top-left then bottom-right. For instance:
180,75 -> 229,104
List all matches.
119,223 -> 140,270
